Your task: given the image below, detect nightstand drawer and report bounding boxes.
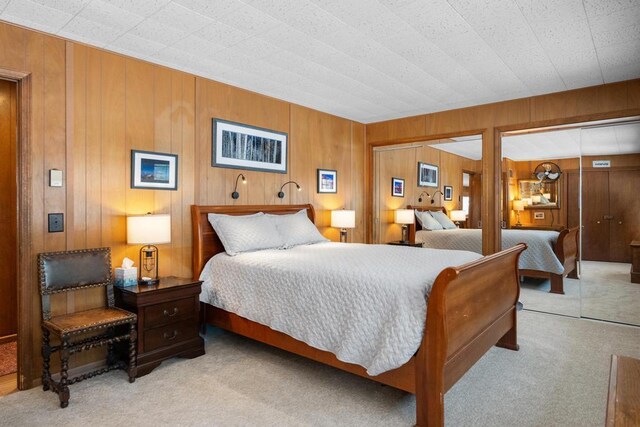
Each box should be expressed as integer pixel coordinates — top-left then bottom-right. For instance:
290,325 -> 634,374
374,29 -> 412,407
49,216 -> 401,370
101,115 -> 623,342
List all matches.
144,297 -> 195,328
144,320 -> 199,352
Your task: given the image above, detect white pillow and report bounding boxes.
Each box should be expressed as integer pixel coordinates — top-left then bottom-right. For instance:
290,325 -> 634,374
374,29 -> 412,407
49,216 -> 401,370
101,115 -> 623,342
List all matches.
430,210 -> 457,230
268,209 -> 329,249
415,210 -> 443,231
207,212 -> 284,256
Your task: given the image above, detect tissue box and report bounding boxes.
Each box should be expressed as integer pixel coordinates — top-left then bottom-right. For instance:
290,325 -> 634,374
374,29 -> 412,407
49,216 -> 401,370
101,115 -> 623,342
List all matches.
114,267 -> 138,287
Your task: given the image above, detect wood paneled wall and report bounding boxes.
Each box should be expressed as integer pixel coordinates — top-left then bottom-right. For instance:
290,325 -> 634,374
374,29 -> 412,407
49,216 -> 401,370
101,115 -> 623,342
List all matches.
0,21 -> 364,387
0,78 -> 17,338
366,79 -> 640,252
373,142 -> 481,243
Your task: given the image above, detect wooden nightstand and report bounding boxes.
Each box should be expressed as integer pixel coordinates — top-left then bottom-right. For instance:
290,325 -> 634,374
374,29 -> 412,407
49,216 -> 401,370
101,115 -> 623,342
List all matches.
387,241 -> 423,247
114,277 -> 205,377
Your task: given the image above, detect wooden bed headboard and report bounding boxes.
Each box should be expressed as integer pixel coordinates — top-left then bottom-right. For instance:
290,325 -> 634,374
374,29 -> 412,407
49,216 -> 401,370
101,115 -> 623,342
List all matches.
406,205 -> 447,243
191,204 -> 315,279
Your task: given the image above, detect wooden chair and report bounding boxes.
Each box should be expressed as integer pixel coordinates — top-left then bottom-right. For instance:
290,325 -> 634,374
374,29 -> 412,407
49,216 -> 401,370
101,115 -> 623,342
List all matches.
38,247 -> 137,408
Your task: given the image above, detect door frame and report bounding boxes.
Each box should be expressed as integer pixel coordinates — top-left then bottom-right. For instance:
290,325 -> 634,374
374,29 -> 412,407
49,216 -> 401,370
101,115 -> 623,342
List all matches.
1,68 -> 33,390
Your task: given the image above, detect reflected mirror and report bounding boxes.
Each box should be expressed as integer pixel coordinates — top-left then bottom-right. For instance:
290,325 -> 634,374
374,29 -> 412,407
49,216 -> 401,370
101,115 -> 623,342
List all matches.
372,135 -> 483,250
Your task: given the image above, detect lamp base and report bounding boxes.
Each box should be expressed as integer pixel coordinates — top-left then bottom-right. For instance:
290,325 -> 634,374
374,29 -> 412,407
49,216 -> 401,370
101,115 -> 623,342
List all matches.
339,229 -> 347,243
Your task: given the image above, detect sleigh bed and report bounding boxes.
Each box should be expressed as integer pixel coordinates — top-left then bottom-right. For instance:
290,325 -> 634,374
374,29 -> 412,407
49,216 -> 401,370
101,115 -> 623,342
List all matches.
192,204 -> 525,426
408,206 -> 578,294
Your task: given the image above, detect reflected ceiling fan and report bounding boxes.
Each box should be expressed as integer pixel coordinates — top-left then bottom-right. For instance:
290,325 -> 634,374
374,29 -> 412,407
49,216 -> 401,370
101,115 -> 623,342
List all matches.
533,162 -> 562,182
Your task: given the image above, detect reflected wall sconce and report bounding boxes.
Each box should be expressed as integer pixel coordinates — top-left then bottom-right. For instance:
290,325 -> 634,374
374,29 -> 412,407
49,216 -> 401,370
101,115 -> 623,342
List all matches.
331,209 -> 355,243
417,191 -> 430,203
231,173 -> 246,199
430,190 -> 443,204
278,180 -> 301,199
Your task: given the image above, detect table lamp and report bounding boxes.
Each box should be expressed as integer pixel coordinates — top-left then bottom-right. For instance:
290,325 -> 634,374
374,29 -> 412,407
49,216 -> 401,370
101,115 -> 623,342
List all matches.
512,200 -> 524,227
394,209 -> 414,243
127,213 -> 171,285
450,210 -> 466,227
331,210 -> 355,243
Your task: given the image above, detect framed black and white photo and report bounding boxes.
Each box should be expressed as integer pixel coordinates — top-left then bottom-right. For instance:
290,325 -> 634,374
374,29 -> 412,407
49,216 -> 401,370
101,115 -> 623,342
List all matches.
212,118 -> 288,173
534,212 -> 545,220
131,150 -> 178,190
418,162 -> 438,187
444,185 -> 453,201
317,169 -> 337,193
391,177 -> 405,197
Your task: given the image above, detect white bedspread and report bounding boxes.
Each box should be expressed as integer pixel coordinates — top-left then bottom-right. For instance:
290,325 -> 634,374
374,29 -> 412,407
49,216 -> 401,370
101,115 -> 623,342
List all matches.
416,228 -> 564,274
199,242 -> 481,375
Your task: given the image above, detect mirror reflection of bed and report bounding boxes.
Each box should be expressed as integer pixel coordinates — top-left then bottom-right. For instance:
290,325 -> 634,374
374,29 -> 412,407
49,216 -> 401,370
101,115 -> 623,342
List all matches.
372,135 -> 482,245
501,118 -> 640,326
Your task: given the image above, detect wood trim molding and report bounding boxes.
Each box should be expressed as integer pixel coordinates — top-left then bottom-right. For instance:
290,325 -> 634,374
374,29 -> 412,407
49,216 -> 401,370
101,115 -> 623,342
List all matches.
0,67 -> 34,390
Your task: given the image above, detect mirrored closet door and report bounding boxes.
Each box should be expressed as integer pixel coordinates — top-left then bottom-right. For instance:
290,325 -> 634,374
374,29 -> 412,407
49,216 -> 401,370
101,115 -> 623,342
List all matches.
372,135 -> 482,246
501,128 -> 582,318
579,121 -> 640,326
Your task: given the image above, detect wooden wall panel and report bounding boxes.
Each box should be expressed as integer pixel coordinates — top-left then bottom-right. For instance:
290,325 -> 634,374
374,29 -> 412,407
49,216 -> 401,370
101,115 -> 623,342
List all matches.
366,115 -> 426,144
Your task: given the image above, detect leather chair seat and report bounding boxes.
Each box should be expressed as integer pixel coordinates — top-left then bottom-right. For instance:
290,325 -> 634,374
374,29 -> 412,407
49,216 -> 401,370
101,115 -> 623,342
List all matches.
43,307 -> 136,336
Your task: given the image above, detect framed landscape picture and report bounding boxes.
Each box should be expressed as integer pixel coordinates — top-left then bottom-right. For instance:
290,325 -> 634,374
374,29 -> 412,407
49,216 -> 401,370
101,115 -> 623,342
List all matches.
392,177 -> 405,197
418,162 -> 438,188
212,118 -> 288,173
317,169 -> 337,193
131,150 -> 178,190
444,185 -> 453,201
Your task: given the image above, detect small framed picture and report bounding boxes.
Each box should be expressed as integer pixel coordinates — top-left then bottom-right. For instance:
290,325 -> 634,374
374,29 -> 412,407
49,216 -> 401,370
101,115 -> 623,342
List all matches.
534,212 -> 545,220
418,162 -> 438,187
392,177 -> 405,197
317,169 -> 337,193
131,150 -> 178,190
444,185 -> 453,201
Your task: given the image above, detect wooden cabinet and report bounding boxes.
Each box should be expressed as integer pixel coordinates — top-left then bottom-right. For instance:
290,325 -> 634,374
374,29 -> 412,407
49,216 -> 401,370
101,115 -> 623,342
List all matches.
114,277 -> 205,377
580,169 -> 640,263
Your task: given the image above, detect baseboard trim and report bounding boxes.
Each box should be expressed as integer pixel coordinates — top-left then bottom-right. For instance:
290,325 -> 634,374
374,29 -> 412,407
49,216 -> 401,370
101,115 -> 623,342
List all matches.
0,334 -> 17,345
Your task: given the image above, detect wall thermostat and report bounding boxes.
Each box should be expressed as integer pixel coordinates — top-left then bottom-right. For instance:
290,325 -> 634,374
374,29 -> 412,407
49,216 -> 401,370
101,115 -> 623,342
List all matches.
49,169 -> 63,187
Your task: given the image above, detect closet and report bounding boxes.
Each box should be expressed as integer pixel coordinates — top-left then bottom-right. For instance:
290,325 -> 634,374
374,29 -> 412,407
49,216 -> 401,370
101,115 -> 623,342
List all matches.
578,169 -> 640,262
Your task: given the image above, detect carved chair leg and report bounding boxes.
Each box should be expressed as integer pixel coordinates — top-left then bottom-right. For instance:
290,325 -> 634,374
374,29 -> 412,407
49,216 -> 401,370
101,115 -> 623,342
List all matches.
59,337 -> 70,408
106,327 -> 116,367
128,322 -> 137,383
549,274 -> 565,294
41,327 -> 51,392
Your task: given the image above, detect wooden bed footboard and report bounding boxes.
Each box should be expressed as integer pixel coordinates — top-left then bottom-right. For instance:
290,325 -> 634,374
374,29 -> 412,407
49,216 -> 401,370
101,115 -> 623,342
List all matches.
192,204 -> 526,427
416,243 -> 525,426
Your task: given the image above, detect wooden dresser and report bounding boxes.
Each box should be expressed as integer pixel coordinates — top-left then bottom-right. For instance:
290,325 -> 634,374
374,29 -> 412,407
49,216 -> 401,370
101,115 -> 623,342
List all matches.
114,277 -> 205,377
606,355 -> 640,426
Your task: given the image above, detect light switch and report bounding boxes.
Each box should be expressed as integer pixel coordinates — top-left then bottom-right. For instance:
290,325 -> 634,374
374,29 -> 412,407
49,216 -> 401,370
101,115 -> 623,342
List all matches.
49,169 -> 63,187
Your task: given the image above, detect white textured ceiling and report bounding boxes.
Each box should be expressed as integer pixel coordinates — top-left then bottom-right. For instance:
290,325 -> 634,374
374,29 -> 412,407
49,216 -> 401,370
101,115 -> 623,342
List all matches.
430,122 -> 640,160
1,0 -> 639,123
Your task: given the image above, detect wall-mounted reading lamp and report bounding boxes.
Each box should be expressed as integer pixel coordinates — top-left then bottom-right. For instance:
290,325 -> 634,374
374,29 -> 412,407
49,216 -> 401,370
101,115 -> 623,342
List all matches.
231,173 -> 246,199
278,181 -> 301,199
417,191 -> 430,203
430,190 -> 443,205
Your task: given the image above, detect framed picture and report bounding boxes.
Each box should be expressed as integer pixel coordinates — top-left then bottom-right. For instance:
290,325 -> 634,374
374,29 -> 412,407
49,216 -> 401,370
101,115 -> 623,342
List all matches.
317,169 -> 337,193
444,185 -> 453,201
418,162 -> 438,187
131,150 -> 178,190
392,177 -> 405,197
212,118 -> 288,173
534,212 -> 545,220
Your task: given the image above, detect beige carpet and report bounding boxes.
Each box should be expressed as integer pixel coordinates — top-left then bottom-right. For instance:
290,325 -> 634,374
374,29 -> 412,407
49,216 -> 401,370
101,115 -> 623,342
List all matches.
519,276 -> 581,317
581,261 -> 640,326
1,311 -> 639,426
